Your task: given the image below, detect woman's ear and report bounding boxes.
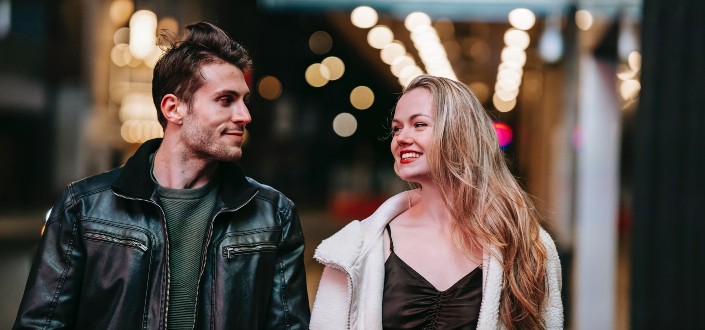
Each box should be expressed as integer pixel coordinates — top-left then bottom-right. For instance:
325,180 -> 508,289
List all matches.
160,94 -> 184,125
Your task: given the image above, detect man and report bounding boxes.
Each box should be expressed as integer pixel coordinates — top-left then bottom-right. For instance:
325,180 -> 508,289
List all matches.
14,22 -> 310,329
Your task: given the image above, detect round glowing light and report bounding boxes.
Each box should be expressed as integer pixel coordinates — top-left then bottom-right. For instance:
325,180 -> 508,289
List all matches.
391,55 -> 415,77
367,25 -> 394,49
620,79 -> 641,100
309,31 -> 332,55
113,27 -> 129,45
322,56 -> 345,80
129,10 -> 158,59
111,43 -> 131,67
258,75 -> 283,100
493,93 -> 517,112
493,121 -> 513,149
405,12 -> 432,32
109,0 -> 134,25
501,47 -> 527,66
351,6 -> 378,29
495,85 -> 520,101
305,63 -> 330,87
497,68 -> 522,85
575,10 -> 594,31
350,86 -> 375,110
332,113 -> 358,137
380,41 -> 406,65
508,8 -> 536,31
628,51 -> 642,72
504,29 -> 530,50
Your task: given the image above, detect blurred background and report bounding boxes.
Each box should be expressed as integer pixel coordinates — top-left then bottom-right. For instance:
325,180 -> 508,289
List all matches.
1,0 -> 703,329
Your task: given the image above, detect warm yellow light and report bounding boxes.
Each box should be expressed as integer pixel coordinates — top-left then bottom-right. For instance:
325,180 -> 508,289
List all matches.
113,27 -> 129,45
493,93 -> 517,112
495,85 -> 520,102
617,64 -> 638,81
508,8 -> 536,31
367,25 -> 393,49
500,47 -> 527,66
332,113 -> 358,137
628,51 -> 642,72
351,6 -> 378,29
405,12 -> 432,32
350,86 -> 375,110
305,63 -> 330,87
504,28 -> 531,50
111,43 -> 131,67
620,79 -> 641,100
391,55 -> 415,77
258,75 -> 283,100
309,31 -> 332,55
129,10 -> 158,59
380,41 -> 406,65
322,56 -> 345,80
109,0 -> 134,26
575,10 -> 594,31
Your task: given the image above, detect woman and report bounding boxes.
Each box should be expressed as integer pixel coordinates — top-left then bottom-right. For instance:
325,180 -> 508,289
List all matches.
310,75 -> 563,329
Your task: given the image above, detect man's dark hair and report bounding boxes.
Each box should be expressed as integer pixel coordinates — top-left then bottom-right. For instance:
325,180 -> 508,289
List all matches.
152,22 -> 252,129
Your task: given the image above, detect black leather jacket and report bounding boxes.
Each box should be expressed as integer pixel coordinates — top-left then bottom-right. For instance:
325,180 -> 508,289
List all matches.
14,139 -> 310,329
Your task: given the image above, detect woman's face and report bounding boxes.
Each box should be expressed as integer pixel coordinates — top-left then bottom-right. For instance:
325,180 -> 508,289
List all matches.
391,88 -> 434,184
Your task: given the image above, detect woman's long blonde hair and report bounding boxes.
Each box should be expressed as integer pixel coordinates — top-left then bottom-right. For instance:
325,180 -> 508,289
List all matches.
402,75 -> 548,329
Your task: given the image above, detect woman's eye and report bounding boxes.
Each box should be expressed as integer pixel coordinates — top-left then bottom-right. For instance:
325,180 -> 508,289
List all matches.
391,126 -> 402,134
414,123 -> 428,128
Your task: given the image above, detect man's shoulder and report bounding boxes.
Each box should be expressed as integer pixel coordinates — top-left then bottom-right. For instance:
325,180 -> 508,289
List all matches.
244,176 -> 292,206
67,166 -> 124,198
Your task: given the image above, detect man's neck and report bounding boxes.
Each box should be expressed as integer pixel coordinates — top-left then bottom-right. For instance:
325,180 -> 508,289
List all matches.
152,140 -> 218,189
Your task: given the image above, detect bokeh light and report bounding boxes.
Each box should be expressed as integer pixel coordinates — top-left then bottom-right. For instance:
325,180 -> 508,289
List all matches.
322,56 -> 345,80
258,75 -> 283,100
508,8 -> 536,31
309,31 -> 332,55
576,10 -> 594,31
305,63 -> 331,87
351,6 -> 378,29
493,121 -> 513,149
350,86 -> 375,110
332,113 -> 358,137
367,25 -> 393,49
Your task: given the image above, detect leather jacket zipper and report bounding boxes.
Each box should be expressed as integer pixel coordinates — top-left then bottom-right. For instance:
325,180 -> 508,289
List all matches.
113,192 -> 171,330
222,242 -> 277,258
189,189 -> 259,330
84,231 -> 148,252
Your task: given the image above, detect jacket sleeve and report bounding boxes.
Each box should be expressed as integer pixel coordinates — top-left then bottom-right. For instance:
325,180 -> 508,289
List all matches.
540,229 -> 564,330
14,187 -> 85,329
267,200 -> 310,329
310,265 -> 352,329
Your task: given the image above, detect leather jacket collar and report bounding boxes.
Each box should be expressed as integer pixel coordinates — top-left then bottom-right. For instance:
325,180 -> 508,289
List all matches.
111,138 -> 258,209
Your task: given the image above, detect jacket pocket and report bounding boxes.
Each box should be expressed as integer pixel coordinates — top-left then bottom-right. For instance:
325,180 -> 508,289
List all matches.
222,242 -> 276,258
85,231 -> 148,252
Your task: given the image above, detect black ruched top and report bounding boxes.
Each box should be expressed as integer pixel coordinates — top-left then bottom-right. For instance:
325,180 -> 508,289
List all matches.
382,225 -> 483,330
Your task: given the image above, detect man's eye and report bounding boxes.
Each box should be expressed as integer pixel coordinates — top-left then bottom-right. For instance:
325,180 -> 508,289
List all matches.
219,97 -> 233,105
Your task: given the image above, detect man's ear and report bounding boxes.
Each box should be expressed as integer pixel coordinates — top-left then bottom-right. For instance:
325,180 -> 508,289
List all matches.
160,94 -> 184,125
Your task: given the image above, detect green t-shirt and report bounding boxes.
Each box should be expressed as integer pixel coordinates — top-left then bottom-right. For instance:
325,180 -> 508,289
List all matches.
151,153 -> 218,329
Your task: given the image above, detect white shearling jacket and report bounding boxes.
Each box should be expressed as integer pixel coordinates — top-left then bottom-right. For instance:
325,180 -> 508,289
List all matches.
310,190 -> 564,329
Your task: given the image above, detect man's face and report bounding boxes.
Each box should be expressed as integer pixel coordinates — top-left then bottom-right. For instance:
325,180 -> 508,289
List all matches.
180,61 -> 251,162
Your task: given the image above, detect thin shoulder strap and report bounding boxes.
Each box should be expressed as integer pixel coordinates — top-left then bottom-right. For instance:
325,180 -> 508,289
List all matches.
385,224 -> 395,253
